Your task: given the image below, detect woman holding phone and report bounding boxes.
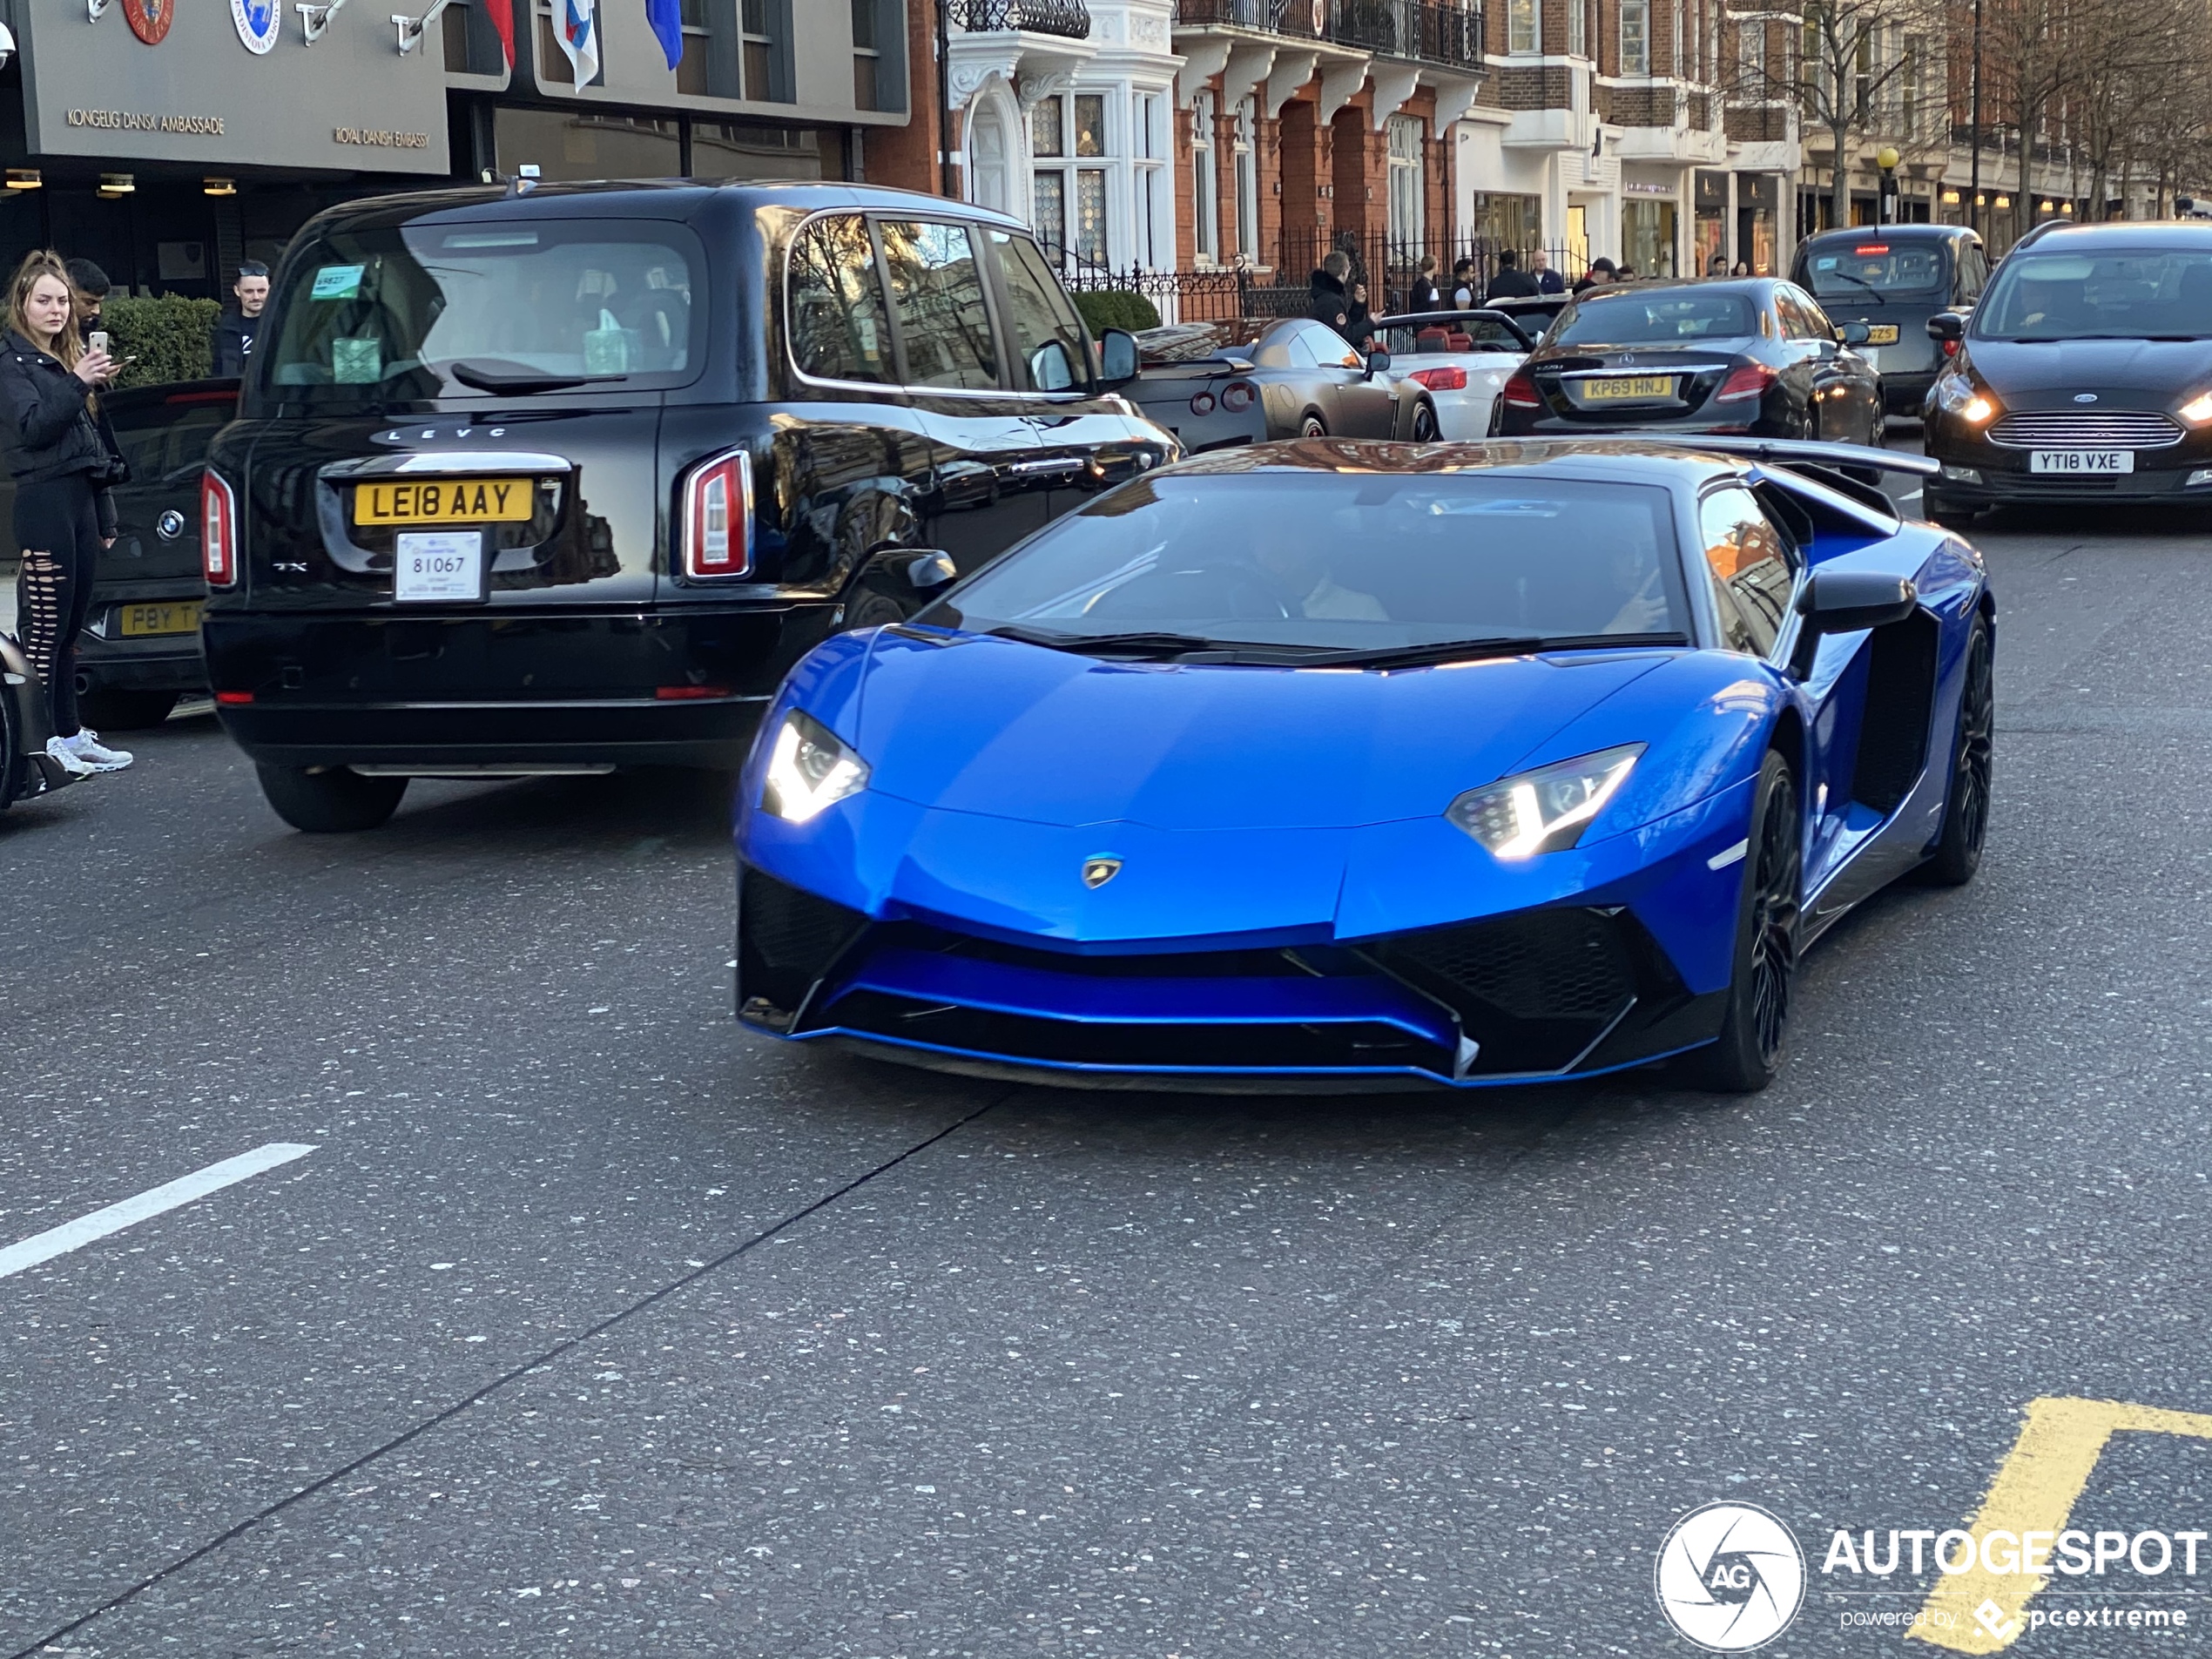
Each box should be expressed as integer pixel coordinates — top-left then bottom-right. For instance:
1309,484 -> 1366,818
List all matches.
0,249 -> 131,777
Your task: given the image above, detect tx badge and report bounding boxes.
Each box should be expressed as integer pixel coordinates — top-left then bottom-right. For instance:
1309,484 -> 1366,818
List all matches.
1081,856 -> 1122,890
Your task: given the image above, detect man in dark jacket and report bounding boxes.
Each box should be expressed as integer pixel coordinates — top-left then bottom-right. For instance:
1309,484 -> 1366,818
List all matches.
1406,255 -> 1442,312
1308,251 -> 1352,335
211,260 -> 270,378
64,259 -> 109,346
1485,249 -> 1541,300
1529,249 -> 1568,293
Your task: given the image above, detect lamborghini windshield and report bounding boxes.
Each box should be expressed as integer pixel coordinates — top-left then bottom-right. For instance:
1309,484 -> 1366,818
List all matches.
920,469 -> 1691,658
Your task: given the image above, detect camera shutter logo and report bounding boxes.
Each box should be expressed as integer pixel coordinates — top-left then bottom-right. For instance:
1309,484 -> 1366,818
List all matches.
122,0 -> 172,45
232,0 -> 280,53
1654,1501 -> 1805,1651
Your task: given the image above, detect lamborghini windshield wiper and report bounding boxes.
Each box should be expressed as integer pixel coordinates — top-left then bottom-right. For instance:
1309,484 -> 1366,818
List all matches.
988,624 -> 1224,658
1298,631 -> 1686,671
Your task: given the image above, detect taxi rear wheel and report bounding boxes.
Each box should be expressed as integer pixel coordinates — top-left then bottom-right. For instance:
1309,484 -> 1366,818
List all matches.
256,765 -> 408,833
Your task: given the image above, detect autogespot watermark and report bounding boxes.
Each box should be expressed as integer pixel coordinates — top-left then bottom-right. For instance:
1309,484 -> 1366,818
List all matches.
1657,1506 -> 2206,1649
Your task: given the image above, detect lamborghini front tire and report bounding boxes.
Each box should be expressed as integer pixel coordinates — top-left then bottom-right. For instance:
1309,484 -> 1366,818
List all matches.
1688,750 -> 1801,1094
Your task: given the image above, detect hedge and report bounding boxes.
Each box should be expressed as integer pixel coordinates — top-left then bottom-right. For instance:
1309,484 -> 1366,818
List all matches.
102,294 -> 222,388
1071,289 -> 1161,335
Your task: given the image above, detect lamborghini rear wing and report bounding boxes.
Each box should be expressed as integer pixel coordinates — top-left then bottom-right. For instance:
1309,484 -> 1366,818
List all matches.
1638,435 -> 1940,477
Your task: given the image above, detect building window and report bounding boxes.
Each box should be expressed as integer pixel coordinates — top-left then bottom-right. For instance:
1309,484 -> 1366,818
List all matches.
1903,33 -> 1928,138
1672,0 -> 1684,78
1033,93 -> 1110,268
1739,18 -> 1764,91
672,0 -> 708,94
1568,0 -> 1588,59
851,0 -> 880,111
1621,0 -> 1649,75
1386,115 -> 1423,250
741,0 -> 775,99
1231,96 -> 1258,261
1507,0 -> 1538,55
1136,93 -> 1165,268
1191,92 -> 1217,265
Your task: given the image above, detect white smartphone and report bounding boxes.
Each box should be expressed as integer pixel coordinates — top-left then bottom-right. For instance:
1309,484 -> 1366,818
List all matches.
87,330 -> 108,354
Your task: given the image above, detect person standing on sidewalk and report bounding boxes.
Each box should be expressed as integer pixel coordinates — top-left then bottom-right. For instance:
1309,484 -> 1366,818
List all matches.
0,251 -> 132,777
211,260 -> 270,377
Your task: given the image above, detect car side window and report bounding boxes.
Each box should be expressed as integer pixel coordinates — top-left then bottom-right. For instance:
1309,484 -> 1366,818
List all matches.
1282,327 -> 1321,369
786,214 -> 893,385
878,220 -> 1001,391
989,229 -> 1089,394
1958,245 -> 1989,302
1697,485 -> 1797,658
1776,287 -> 1820,341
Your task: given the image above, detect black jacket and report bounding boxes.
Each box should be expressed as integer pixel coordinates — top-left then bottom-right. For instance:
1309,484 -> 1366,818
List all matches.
0,331 -> 120,531
1406,276 -> 1443,312
212,307 -> 259,378
1307,268 -> 1350,332
1485,266 -> 1541,300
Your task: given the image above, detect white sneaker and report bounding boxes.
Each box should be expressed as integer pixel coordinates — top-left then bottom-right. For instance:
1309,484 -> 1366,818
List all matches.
64,729 -> 133,772
43,735 -> 95,778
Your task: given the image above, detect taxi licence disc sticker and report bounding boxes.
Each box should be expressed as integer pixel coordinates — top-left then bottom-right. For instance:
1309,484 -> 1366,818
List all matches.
311,265 -> 366,300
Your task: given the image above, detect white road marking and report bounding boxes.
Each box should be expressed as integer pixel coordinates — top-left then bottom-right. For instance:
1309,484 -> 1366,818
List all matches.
1901,487 -> 1924,502
1707,839 -> 1750,871
0,1143 -> 317,1281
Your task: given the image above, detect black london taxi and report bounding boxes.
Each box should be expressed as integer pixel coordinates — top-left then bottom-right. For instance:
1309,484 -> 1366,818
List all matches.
202,180 -> 1177,832
1789,224 -> 1989,414
73,377 -> 236,729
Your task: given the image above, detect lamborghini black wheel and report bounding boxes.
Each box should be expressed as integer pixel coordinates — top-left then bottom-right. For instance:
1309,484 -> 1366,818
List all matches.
1687,750 -> 1800,1093
1920,615 -> 1993,887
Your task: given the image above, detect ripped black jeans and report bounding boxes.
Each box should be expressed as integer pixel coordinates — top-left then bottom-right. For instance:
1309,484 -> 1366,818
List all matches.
13,474 -> 103,737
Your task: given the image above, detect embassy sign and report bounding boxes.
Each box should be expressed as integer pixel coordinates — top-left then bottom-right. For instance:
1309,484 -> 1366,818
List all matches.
16,0 -> 451,174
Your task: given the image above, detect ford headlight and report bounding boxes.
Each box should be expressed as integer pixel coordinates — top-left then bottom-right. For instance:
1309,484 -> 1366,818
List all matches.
2180,389 -> 2212,425
1446,745 -> 1644,860
1933,372 -> 1997,424
761,709 -> 868,823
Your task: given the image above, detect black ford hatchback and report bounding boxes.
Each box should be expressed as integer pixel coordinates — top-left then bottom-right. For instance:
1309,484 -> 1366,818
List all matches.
204,180 -> 1177,831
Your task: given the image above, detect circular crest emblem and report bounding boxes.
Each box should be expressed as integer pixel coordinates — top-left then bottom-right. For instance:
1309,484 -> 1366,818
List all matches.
122,0 -> 173,45
232,0 -> 280,52
1654,1502 -> 1805,1651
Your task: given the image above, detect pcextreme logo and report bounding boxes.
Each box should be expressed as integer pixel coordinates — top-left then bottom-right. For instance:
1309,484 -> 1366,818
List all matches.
1656,1501 -> 1808,1650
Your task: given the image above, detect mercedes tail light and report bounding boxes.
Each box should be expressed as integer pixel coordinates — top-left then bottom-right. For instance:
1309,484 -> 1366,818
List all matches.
200,469 -> 237,587
1501,368 -> 1543,409
1714,362 -> 1778,402
1408,366 -> 1468,392
681,447 -> 753,580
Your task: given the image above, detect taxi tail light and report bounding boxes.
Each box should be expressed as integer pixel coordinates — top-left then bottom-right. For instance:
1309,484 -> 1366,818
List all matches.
1714,362 -> 1777,402
1941,338 -> 1960,357
681,448 -> 753,580
1501,368 -> 1543,409
1408,366 -> 1468,391
201,469 -> 238,587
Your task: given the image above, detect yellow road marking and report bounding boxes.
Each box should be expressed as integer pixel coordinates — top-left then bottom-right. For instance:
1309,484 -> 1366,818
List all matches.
1909,1396 -> 2212,1652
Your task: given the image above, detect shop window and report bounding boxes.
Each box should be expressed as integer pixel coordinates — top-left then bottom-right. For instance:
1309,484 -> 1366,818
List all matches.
691,121 -> 821,180
497,107 -> 680,180
1621,0 -> 1649,75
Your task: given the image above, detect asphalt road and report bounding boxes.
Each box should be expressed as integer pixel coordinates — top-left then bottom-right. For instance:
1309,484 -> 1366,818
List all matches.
3,469 -> 2209,1657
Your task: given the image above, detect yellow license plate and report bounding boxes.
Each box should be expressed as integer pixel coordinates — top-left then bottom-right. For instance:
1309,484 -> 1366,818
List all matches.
1583,375 -> 1676,401
1866,325 -> 1900,345
118,600 -> 203,637
354,477 -> 533,527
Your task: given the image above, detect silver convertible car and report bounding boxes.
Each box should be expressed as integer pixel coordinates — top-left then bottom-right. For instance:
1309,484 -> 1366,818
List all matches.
1121,317 -> 1439,451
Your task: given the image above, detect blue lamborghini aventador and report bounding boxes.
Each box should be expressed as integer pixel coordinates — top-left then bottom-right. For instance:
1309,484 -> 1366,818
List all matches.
732,437 -> 1993,1095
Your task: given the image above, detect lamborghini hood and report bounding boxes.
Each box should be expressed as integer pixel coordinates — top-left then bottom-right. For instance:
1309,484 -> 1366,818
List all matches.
852,632 -> 1674,832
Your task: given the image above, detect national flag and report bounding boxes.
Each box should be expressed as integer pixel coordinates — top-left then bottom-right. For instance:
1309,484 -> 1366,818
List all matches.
557,0 -> 599,87
488,0 -> 515,66
646,0 -> 683,71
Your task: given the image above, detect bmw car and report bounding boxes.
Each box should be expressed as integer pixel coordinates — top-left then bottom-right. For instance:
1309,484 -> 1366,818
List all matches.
732,438 -> 1992,1095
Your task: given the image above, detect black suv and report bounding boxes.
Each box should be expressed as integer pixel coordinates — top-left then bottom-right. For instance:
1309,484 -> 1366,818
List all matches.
204,181 -> 1177,831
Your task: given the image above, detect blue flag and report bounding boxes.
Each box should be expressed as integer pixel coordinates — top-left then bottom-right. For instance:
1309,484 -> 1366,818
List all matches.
647,0 -> 682,70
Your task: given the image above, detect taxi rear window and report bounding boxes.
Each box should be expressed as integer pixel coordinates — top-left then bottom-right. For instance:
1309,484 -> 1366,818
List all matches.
264,219 -> 705,403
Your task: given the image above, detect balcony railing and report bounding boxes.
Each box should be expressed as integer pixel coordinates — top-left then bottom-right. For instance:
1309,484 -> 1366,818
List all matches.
1174,0 -> 1484,71
958,0 -> 1092,37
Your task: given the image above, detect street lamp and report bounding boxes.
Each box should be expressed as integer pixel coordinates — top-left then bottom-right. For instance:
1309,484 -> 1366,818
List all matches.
1877,145 -> 1900,225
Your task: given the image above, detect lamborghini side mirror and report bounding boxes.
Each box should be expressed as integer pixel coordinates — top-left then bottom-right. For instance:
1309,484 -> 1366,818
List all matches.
1789,570 -> 1918,677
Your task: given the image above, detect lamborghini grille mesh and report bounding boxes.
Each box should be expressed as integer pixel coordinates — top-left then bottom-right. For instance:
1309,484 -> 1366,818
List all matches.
1381,909 -> 1636,1021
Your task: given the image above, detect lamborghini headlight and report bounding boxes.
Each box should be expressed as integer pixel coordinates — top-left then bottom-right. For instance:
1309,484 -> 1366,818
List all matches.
1933,371 -> 1997,425
1446,745 -> 1645,860
761,708 -> 869,823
